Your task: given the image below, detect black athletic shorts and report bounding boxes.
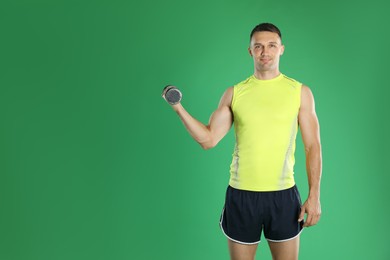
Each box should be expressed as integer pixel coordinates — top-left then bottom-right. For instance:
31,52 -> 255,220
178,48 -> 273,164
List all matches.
219,185 -> 304,244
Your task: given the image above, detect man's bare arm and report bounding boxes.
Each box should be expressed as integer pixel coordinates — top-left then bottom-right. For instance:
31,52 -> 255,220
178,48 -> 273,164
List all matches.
163,87 -> 234,150
297,85 -> 322,227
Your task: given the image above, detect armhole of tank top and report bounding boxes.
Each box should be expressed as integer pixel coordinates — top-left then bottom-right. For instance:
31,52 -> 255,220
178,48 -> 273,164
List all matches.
298,83 -> 303,109
231,85 -> 236,110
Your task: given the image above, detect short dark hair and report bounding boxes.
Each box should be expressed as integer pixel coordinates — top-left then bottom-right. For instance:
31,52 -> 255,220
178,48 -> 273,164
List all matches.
249,23 -> 282,42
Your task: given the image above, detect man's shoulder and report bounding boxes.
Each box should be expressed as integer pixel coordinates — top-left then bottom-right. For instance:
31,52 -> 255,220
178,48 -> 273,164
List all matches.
233,75 -> 254,89
281,74 -> 302,88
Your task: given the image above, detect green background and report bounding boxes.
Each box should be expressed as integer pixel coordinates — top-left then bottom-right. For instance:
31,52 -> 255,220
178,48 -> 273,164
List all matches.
1,0 -> 389,259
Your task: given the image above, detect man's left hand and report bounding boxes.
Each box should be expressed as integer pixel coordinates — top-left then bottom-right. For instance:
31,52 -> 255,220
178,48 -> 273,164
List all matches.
298,197 -> 321,227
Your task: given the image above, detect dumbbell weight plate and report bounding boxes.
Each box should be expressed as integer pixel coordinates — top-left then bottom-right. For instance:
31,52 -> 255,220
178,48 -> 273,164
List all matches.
163,85 -> 182,105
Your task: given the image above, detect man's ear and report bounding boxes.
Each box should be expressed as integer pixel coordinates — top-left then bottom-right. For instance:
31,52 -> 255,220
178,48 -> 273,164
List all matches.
248,47 -> 253,57
280,45 -> 285,56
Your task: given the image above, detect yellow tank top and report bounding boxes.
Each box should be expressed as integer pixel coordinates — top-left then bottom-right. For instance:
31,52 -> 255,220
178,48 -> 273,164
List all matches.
229,73 -> 302,191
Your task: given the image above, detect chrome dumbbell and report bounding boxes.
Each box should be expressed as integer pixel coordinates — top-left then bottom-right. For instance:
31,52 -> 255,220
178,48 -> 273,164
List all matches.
162,85 -> 182,105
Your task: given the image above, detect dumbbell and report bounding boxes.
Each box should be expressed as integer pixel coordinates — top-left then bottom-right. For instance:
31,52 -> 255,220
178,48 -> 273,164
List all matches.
162,85 -> 182,105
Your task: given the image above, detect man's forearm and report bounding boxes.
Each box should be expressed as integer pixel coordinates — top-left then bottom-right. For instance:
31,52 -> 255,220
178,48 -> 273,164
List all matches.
172,104 -> 212,147
305,145 -> 322,199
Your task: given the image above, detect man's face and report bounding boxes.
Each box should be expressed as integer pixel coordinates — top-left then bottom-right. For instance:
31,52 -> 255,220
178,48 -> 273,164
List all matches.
248,31 -> 284,72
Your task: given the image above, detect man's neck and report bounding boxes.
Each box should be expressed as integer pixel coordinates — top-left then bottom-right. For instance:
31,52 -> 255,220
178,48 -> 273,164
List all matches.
253,69 -> 281,80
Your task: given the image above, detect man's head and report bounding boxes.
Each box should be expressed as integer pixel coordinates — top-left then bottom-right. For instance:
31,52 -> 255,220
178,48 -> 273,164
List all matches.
249,23 -> 282,43
248,23 -> 285,73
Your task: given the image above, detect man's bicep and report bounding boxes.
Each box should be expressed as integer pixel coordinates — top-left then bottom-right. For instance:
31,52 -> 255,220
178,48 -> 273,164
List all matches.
207,87 -> 234,146
298,85 -> 321,150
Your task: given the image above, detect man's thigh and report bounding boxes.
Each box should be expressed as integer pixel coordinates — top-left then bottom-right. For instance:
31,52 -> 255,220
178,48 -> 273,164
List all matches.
267,236 -> 300,260
228,239 -> 258,260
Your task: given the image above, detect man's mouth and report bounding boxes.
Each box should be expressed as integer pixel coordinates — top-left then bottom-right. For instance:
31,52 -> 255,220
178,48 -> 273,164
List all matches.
260,58 -> 271,63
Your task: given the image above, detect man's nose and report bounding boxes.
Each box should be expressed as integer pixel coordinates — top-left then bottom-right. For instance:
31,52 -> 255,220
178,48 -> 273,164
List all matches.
261,46 -> 269,55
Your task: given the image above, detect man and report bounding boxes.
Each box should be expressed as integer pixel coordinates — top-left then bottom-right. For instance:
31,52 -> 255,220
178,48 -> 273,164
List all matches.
162,23 -> 322,260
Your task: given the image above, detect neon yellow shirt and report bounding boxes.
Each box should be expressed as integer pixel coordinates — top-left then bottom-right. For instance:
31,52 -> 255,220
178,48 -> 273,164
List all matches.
229,73 -> 302,191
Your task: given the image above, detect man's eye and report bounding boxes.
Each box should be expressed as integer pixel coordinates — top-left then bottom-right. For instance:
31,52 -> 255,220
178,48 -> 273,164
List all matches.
270,44 -> 276,48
